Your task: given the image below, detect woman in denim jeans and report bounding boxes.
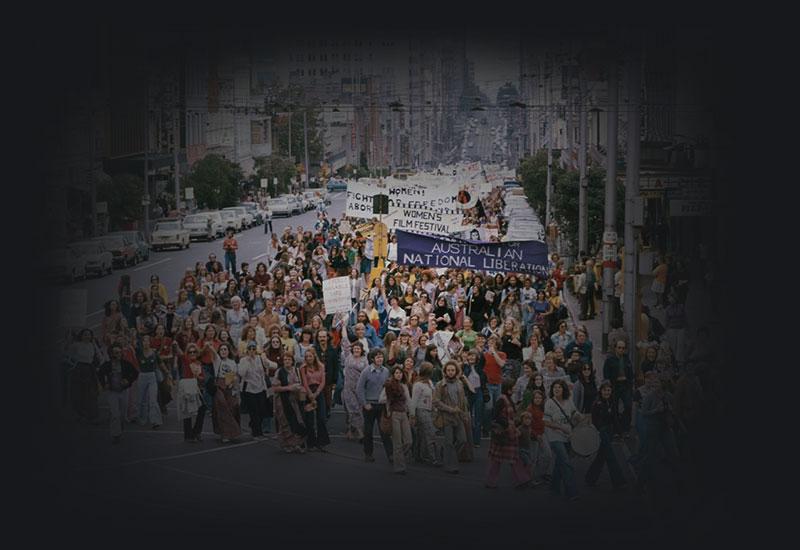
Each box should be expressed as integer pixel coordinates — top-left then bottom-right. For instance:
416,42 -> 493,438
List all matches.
543,379 -> 581,500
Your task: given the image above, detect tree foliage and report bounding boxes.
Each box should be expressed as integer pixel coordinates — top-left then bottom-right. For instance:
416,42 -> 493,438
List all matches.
518,152 -> 625,254
252,154 -> 297,197
97,173 -> 144,230
185,154 -> 243,209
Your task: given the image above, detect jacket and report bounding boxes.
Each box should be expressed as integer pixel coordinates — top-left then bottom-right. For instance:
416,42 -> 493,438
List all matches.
433,378 -> 468,426
602,354 -> 634,384
97,359 -> 138,390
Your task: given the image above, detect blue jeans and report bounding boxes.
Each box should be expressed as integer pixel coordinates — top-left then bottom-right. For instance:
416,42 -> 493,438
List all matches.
549,440 -> 577,497
486,384 -> 501,411
224,251 -> 236,274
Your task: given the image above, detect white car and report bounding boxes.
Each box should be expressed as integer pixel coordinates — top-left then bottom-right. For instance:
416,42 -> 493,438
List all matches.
303,190 -> 323,209
183,213 -> 217,241
220,210 -> 241,232
43,247 -> 86,283
222,207 -> 251,230
268,197 -> 292,217
69,240 -> 113,277
202,211 -> 226,237
281,195 -> 302,215
151,220 -> 190,251
239,202 -> 263,225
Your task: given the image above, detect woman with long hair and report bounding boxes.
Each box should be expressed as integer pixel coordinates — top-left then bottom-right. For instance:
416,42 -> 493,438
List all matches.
207,342 -> 242,443
433,295 -> 454,331
342,341 -> 368,441
585,381 -> 627,489
485,379 -> 531,489
237,341 -> 270,439
424,344 -> 443,384
135,334 -> 163,430
299,348 -> 331,451
522,333 -> 545,370
413,334 -> 430,369
499,318 -> 523,379
383,365 -> 413,474
572,363 -> 598,414
544,379 -> 580,500
272,354 -> 307,453
176,342 -> 206,442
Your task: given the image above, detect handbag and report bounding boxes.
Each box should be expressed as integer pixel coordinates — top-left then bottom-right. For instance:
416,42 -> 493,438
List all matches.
379,406 -> 393,435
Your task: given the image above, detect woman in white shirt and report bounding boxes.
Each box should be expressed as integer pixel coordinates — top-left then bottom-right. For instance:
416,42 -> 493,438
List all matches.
543,379 -> 581,500
522,333 -> 546,370
387,234 -> 398,263
237,342 -> 270,439
386,297 -> 407,336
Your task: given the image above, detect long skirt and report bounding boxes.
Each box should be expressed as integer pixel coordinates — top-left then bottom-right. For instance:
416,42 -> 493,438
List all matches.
70,362 -> 99,421
212,386 -> 242,440
274,392 -> 307,450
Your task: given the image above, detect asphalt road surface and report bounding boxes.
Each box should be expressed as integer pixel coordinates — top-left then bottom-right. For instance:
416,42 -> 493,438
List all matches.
33,190 -> 720,544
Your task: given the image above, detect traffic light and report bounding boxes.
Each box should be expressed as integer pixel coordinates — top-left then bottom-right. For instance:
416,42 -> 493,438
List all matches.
373,194 -> 389,215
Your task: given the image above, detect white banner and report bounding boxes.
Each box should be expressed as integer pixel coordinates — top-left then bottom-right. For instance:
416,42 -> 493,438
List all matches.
322,276 -> 352,314
346,179 -> 471,235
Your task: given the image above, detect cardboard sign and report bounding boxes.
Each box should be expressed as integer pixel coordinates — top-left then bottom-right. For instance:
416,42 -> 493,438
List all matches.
322,276 -> 351,314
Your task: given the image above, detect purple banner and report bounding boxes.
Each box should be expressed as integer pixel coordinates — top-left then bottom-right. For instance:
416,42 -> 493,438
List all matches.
396,230 -> 549,274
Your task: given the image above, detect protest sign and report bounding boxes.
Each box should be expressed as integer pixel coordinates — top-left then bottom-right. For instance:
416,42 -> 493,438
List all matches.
396,230 -> 548,274
322,276 -> 352,314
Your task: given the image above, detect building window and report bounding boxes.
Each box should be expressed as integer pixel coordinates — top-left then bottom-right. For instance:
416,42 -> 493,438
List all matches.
251,120 -> 264,145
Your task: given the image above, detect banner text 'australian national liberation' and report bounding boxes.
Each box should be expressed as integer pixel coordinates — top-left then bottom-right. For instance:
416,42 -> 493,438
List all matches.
396,230 -> 549,273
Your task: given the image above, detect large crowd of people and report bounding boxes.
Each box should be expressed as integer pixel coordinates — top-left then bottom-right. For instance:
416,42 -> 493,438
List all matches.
63,184 -> 718,500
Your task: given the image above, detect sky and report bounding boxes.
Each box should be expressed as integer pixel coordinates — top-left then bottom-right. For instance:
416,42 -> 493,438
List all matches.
466,37 -> 519,103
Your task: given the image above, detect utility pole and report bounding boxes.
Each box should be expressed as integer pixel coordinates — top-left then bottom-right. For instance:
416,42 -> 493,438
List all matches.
545,70 -> 552,229
173,107 -> 180,210
623,41 -> 642,356
143,74 -> 150,242
303,109 -> 310,190
578,75 -> 588,256
602,50 -> 619,353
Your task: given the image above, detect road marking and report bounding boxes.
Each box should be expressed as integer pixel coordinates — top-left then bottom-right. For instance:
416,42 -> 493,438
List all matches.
119,439 -> 262,467
88,309 -> 104,317
250,252 -> 269,261
133,257 -> 172,271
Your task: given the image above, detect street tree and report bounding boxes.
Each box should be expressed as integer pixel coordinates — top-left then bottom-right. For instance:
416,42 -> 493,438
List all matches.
252,154 -> 297,197
185,154 -> 242,209
518,152 -> 624,254
265,84 -> 324,171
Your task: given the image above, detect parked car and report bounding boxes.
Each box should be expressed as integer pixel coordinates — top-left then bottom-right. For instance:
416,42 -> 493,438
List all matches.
281,194 -> 302,215
150,220 -> 190,251
222,207 -> 251,230
199,211 -> 225,238
303,190 -> 323,210
220,210 -> 241,232
268,197 -> 292,217
69,240 -> 113,277
43,247 -> 86,283
109,230 -> 149,263
239,202 -> 264,225
327,179 -> 347,192
93,235 -> 138,268
183,213 -> 216,241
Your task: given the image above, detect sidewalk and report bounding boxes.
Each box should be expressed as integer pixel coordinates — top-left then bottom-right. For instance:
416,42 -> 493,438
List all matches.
561,286 -> 606,371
